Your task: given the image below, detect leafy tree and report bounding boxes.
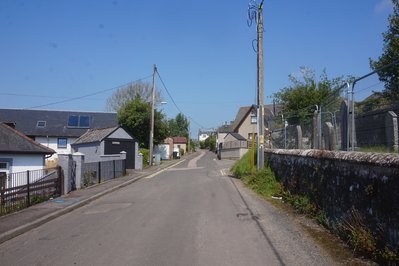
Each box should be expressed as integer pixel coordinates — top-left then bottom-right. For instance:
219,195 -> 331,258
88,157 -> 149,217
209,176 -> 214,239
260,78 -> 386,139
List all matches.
106,81 -> 162,112
118,97 -> 168,148
370,0 -> 399,102
274,68 -> 345,123
168,113 -> 190,138
188,139 -> 197,152
201,135 -> 216,152
207,135 -> 217,152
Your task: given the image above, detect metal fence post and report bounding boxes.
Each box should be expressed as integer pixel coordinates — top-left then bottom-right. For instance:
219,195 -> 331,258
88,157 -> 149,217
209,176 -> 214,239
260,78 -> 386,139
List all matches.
0,173 -> 5,212
113,160 -> 116,179
98,161 -> 101,184
57,166 -> 63,196
26,170 -> 30,207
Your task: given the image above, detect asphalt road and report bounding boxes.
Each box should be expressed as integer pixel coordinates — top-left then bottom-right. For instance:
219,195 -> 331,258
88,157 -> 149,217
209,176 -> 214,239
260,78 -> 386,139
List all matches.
0,151 -> 336,266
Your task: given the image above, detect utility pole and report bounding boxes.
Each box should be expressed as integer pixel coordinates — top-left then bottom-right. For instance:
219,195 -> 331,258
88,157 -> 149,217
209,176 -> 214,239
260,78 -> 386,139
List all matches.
149,64 -> 157,166
188,129 -> 190,153
257,0 -> 265,170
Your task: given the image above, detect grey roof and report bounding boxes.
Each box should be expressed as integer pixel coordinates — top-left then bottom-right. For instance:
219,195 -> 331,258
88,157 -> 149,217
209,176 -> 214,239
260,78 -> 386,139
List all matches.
217,124 -> 233,133
226,132 -> 246,141
72,126 -> 120,145
0,123 -> 55,154
230,105 -> 275,132
0,109 -> 118,138
231,106 -> 256,132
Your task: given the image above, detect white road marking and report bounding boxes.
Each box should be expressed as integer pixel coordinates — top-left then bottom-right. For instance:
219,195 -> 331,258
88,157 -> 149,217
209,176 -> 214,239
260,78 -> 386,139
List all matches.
167,167 -> 204,171
145,159 -> 186,179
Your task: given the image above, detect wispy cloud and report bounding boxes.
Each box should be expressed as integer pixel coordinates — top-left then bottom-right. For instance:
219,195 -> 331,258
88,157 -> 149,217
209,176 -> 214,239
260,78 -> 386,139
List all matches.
374,0 -> 394,14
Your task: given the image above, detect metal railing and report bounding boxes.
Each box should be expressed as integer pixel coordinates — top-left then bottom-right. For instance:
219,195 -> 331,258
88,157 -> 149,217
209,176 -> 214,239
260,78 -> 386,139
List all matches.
0,167 -> 62,216
83,160 -> 125,188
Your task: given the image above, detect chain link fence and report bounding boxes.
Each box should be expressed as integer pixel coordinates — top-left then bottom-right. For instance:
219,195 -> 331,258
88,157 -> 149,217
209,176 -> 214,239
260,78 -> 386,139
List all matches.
268,67 -> 398,153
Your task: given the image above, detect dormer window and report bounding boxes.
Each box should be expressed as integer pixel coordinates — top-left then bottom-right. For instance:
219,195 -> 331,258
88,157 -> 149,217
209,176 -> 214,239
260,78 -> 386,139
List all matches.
67,115 -> 91,128
36,121 -> 46,128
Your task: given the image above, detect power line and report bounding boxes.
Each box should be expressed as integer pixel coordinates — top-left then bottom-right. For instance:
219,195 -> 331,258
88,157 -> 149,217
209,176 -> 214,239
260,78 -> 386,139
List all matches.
0,93 -> 67,99
155,69 -> 205,129
25,75 -> 153,109
356,81 -> 384,93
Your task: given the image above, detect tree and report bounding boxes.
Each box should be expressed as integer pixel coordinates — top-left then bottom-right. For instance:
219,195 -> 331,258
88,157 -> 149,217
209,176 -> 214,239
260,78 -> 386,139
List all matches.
168,113 -> 190,138
203,135 -> 216,152
274,68 -> 345,123
117,97 -> 168,148
106,81 -> 162,112
370,0 -> 399,102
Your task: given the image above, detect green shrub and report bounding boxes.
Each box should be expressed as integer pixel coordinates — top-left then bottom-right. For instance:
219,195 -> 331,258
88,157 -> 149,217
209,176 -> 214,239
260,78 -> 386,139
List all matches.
140,149 -> 149,167
180,148 -> 185,156
283,192 -> 317,215
242,167 -> 283,198
230,150 -> 257,178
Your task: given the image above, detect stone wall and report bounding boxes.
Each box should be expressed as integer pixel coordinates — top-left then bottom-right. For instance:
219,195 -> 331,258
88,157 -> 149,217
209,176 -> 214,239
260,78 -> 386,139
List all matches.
265,149 -> 399,249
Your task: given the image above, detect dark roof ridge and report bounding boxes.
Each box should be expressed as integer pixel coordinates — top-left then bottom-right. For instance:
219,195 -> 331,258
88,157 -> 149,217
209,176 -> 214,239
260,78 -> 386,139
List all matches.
0,108 -> 117,114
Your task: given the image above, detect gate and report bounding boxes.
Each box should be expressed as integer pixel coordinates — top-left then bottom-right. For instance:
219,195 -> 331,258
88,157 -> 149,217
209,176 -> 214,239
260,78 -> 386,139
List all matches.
0,166 -> 62,216
70,160 -> 76,191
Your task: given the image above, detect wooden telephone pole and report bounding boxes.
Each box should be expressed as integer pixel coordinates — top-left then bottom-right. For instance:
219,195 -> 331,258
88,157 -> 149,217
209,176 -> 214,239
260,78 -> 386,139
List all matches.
149,64 -> 157,166
257,0 -> 265,170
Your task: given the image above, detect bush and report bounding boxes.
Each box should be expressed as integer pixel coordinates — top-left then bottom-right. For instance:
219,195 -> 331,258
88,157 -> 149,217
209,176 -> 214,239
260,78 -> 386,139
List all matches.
242,168 -> 283,198
230,150 -> 257,178
140,149 -> 149,167
180,148 -> 185,156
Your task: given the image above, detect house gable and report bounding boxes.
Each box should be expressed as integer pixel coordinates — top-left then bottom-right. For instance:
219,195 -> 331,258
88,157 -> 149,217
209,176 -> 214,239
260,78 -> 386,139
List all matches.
108,128 -> 133,140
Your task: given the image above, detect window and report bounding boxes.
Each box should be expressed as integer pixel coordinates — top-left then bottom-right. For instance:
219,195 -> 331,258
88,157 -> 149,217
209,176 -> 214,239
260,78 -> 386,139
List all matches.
57,138 -> 67,149
79,116 -> 90,128
68,115 -> 79,127
0,162 -> 8,169
68,115 -> 90,128
36,121 -> 46,128
251,116 -> 257,124
248,133 -> 257,140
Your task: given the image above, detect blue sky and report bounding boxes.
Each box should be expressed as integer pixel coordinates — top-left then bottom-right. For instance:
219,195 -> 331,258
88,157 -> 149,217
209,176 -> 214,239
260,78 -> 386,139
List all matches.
0,0 -> 394,136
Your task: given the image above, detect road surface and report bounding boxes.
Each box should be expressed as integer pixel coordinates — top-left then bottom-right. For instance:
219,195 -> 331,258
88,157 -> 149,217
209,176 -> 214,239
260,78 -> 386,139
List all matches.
0,151 -> 335,266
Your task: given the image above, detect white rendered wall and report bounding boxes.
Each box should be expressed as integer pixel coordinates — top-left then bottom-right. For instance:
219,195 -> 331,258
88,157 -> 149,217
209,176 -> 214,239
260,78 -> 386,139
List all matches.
35,136 -> 77,159
0,153 -> 45,173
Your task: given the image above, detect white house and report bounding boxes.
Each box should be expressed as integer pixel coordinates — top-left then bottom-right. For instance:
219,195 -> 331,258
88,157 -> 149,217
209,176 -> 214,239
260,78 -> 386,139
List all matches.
0,109 -> 118,162
0,123 -> 55,188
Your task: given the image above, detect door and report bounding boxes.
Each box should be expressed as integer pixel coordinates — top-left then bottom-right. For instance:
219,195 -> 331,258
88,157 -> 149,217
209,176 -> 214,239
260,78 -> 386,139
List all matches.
104,139 -> 135,169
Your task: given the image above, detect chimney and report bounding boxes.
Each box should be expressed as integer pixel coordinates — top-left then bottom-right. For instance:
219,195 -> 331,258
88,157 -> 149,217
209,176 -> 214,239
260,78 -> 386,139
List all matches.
4,122 -> 16,129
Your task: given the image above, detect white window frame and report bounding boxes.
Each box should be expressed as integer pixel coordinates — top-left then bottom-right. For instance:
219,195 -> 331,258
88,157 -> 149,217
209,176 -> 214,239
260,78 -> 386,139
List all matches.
36,121 -> 47,128
57,138 -> 68,149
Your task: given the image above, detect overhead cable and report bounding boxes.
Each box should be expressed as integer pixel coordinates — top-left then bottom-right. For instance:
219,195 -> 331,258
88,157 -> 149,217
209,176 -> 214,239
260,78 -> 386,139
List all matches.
25,74 -> 153,109
156,69 -> 205,129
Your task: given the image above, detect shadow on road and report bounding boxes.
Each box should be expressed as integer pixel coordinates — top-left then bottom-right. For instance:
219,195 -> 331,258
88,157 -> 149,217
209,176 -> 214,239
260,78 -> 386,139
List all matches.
228,176 -> 287,266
